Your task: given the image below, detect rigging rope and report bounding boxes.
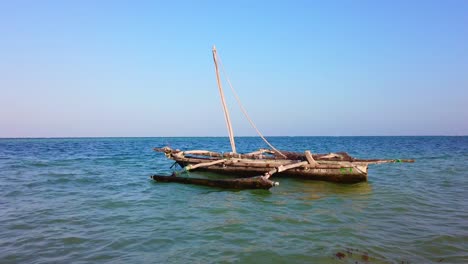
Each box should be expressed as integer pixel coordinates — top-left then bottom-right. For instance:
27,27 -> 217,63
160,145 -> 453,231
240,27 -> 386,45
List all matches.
215,52 -> 287,158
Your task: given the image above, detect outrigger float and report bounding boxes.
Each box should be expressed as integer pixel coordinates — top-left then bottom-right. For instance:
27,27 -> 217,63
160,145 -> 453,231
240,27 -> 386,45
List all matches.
151,46 -> 414,190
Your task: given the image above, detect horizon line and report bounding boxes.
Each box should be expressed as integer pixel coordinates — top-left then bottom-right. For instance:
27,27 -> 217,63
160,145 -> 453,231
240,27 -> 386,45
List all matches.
0,135 -> 467,139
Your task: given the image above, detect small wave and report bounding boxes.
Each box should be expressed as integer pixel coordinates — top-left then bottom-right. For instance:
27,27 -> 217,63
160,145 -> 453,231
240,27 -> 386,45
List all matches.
61,236 -> 87,245
46,177 -> 73,184
9,223 -> 33,230
30,162 -> 49,167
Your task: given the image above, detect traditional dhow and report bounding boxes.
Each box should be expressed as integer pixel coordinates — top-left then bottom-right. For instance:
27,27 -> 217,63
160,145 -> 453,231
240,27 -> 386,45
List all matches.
151,46 -> 414,189
154,147 -> 414,184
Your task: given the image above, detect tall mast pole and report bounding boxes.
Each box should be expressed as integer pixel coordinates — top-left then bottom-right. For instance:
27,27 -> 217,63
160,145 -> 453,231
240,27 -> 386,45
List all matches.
212,45 -> 236,153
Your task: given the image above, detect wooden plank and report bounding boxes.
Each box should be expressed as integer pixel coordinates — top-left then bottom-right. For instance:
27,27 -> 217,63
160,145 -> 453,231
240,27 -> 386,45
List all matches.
264,161 -> 309,179
278,161 -> 309,172
305,150 -> 319,167
177,156 -> 357,169
185,159 -> 226,171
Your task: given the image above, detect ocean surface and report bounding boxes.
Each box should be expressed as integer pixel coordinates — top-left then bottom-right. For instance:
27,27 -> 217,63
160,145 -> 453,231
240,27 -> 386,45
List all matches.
0,137 -> 466,263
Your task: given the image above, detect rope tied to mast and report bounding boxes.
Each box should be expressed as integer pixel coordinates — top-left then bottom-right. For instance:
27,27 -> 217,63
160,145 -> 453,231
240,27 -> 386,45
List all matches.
214,48 -> 287,159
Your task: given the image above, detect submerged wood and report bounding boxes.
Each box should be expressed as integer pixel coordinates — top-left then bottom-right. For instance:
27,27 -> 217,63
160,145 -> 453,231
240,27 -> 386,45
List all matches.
151,173 -> 277,190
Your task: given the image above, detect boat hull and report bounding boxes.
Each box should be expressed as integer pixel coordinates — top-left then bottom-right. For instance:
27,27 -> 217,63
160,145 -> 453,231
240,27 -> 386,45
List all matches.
176,160 -> 368,184
154,147 -> 414,184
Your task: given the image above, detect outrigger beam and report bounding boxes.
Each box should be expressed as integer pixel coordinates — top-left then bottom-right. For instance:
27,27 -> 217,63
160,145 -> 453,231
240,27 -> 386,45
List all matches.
151,174 -> 278,190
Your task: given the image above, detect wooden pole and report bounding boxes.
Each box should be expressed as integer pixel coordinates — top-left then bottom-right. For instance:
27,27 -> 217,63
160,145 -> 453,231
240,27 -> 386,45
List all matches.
305,150 -> 319,167
212,45 -> 236,153
263,161 -> 309,179
151,174 -> 278,190
184,159 -> 226,171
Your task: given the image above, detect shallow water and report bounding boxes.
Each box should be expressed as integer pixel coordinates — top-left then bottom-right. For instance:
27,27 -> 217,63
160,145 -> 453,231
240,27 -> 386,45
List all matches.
0,137 -> 467,263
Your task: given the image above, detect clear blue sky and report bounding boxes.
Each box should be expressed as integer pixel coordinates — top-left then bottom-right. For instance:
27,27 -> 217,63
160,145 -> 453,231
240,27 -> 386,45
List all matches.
1,0 -> 467,137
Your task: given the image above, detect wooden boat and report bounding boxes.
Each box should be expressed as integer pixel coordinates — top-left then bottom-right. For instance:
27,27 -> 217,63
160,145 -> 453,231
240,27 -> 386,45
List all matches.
152,46 -> 414,188
154,147 -> 413,184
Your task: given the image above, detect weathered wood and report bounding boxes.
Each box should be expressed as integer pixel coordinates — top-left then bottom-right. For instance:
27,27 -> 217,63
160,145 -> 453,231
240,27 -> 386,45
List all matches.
226,159 -> 285,168
174,159 -> 369,183
245,149 -> 271,156
154,146 -> 414,183
281,151 -> 354,161
155,148 -> 276,160
185,158 -> 226,171
213,46 -> 236,153
177,155 -> 364,169
264,161 -> 309,179
155,147 -> 369,162
183,150 -> 250,159
304,150 -> 319,167
278,161 -> 309,172
151,173 -> 278,190
183,150 -> 222,156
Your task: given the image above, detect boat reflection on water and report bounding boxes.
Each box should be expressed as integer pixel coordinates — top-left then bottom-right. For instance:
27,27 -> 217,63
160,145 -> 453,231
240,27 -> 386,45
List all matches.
274,178 -> 373,201
182,170 -> 372,198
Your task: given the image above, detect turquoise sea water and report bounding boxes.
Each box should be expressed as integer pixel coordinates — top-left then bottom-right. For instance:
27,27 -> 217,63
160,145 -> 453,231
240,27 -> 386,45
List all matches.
0,137 -> 467,263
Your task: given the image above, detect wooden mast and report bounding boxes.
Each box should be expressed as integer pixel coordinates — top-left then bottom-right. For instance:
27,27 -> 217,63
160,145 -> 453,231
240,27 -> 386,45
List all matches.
212,45 -> 237,153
